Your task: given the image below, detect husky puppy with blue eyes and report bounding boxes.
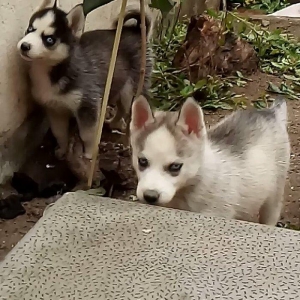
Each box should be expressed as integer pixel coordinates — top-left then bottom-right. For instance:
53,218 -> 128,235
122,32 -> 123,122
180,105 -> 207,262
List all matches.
130,95 -> 290,226
17,0 -> 153,159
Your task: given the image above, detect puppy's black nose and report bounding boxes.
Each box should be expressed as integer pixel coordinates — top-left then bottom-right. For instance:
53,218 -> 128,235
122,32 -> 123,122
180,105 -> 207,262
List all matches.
21,42 -> 31,52
143,190 -> 159,204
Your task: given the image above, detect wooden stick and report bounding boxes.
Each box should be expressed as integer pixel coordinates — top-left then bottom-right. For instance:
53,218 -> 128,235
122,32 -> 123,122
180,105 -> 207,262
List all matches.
136,0 -> 147,97
87,0 -> 128,188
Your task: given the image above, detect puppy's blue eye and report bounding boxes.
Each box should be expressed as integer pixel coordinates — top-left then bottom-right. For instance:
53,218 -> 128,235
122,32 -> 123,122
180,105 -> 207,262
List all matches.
168,163 -> 183,173
44,36 -> 56,47
26,26 -> 34,34
138,157 -> 148,168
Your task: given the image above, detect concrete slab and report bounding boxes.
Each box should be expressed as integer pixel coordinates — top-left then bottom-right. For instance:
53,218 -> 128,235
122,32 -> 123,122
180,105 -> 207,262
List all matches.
0,192 -> 300,299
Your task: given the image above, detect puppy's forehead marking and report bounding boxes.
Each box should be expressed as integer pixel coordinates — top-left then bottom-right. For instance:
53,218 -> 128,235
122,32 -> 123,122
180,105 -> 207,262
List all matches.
134,111 -> 178,151
144,126 -> 178,161
32,11 -> 55,34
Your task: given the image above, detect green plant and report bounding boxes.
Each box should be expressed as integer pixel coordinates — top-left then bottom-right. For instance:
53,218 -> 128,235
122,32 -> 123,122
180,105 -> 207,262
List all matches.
227,11 -> 300,99
150,18 -> 244,110
151,8 -> 300,111
227,0 -> 288,14
245,0 -> 288,14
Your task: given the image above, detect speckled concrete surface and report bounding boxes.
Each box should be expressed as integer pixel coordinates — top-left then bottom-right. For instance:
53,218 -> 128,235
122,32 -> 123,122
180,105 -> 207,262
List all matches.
0,192 -> 300,299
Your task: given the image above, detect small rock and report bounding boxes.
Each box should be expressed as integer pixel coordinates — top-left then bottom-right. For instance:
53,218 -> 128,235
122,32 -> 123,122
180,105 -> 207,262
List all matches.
30,208 -> 41,217
129,195 -> 138,202
276,222 -> 284,228
261,20 -> 270,27
46,164 -> 55,169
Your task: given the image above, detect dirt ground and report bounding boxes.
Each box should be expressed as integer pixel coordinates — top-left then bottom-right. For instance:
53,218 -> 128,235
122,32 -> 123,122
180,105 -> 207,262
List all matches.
0,71 -> 300,261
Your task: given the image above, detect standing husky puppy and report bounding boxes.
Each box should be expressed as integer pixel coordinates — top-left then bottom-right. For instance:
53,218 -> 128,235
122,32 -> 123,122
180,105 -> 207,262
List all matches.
17,0 -> 153,159
130,96 -> 290,226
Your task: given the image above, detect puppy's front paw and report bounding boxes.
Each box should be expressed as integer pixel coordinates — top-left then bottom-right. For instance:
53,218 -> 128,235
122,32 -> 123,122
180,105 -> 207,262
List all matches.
83,152 -> 93,160
119,118 -> 127,133
55,147 -> 66,160
110,118 -> 127,133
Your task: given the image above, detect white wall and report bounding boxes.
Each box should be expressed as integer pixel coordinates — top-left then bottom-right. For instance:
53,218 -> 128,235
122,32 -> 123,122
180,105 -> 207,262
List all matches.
0,0 -> 141,145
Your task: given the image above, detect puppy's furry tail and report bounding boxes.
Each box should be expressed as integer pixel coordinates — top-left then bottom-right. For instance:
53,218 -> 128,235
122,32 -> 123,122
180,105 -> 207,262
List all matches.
271,96 -> 288,127
112,5 -> 153,39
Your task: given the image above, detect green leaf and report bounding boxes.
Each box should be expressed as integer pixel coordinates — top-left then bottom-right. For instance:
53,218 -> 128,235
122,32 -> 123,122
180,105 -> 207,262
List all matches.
267,82 -> 284,94
149,0 -> 176,14
180,85 -> 194,97
206,9 -> 218,18
236,71 -> 244,78
202,102 -> 233,110
195,79 -> 207,90
270,61 -> 283,68
236,79 -> 246,87
253,100 -> 267,109
218,102 -> 234,110
83,0 -> 115,16
283,74 -> 300,81
86,187 -> 106,196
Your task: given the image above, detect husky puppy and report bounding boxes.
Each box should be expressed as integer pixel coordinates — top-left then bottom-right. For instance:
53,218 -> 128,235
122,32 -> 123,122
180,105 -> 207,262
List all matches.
17,0 -> 153,159
130,96 -> 290,226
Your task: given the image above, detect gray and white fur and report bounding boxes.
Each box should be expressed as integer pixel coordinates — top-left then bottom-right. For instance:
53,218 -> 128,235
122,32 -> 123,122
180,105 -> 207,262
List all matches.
130,95 -> 290,226
17,0 -> 153,159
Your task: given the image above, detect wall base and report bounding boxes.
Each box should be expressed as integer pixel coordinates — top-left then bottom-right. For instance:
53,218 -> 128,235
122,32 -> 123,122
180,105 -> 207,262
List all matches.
0,109 -> 49,184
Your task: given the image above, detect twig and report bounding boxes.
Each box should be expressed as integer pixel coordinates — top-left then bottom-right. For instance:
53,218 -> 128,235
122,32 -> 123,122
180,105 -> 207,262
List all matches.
87,0 -> 128,188
165,3 -> 181,53
228,11 -> 263,36
108,184 -> 114,198
136,0 -> 147,97
222,0 -> 227,13
184,51 -> 192,83
221,0 -> 227,31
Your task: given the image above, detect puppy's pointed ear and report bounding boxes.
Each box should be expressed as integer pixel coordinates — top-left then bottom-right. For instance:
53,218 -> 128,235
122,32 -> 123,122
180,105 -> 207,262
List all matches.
66,5 -> 85,38
53,0 -> 60,8
130,95 -> 155,132
176,97 -> 206,138
33,0 -> 53,13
